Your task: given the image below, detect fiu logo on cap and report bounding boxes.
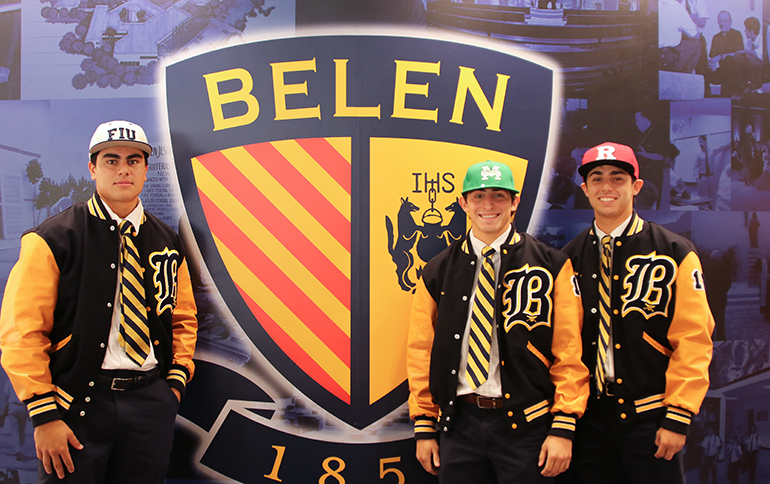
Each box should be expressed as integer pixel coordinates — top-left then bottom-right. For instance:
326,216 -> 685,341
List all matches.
621,252 -> 676,319
106,127 -> 137,142
149,248 -> 181,314
481,165 -> 502,181
501,264 -> 553,331
385,177 -> 465,292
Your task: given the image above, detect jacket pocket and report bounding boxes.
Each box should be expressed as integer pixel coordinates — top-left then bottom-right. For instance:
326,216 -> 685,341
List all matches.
642,331 -> 673,358
527,341 -> 552,368
49,334 -> 72,354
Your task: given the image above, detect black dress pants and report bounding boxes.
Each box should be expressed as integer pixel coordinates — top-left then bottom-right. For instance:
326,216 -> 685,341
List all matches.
39,378 -> 180,484
573,396 -> 684,484
439,399 -> 553,484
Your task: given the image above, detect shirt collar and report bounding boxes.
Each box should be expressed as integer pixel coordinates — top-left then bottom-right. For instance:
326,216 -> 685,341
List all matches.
102,198 -> 145,235
594,212 -> 633,241
469,225 -> 512,257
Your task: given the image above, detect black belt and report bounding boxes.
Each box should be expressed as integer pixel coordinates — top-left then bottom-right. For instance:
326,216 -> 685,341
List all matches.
98,368 -> 160,391
459,394 -> 505,409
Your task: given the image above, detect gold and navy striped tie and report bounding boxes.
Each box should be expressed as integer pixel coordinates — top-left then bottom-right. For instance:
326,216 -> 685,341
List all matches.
118,220 -> 151,366
596,235 -> 613,393
466,246 -> 496,389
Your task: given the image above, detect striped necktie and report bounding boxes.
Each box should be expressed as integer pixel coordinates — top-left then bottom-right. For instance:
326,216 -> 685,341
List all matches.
118,220 -> 151,366
596,235 -> 612,394
466,246 -> 496,390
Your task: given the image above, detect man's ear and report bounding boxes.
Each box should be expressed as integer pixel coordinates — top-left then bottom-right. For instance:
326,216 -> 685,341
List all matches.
88,160 -> 97,180
458,194 -> 469,214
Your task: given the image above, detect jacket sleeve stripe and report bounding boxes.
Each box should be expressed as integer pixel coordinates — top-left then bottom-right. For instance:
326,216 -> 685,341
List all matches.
27,396 -> 57,417
552,415 -> 577,431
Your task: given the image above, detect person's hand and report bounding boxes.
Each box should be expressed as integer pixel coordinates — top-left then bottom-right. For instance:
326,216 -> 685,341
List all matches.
538,435 -> 572,477
416,439 -> 440,475
655,428 -> 686,460
34,420 -> 83,479
171,387 -> 181,403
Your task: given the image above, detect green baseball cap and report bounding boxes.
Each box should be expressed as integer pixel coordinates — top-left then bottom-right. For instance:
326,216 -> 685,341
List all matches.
462,161 -> 519,194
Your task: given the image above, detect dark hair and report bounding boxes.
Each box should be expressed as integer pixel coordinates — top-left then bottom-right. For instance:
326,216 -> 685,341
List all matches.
745,17 -> 760,35
90,150 -> 149,165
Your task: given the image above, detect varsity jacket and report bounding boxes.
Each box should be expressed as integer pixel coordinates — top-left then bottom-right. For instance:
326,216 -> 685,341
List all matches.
407,227 -> 589,441
561,212 -> 714,435
0,194 -> 198,427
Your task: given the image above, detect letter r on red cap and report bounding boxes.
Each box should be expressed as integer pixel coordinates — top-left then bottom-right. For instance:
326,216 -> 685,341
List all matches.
596,146 -> 616,160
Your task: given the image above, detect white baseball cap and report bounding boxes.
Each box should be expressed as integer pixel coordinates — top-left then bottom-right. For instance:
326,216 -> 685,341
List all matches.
88,120 -> 152,157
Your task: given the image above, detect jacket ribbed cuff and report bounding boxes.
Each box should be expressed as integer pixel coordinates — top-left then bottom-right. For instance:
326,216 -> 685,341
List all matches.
25,393 -> 63,428
548,412 -> 577,440
660,406 -> 692,436
165,365 -> 190,398
414,416 -> 439,440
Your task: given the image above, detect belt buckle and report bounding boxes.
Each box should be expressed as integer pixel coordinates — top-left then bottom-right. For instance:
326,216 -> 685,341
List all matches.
110,377 -> 132,391
475,395 -> 498,409
605,383 -> 615,397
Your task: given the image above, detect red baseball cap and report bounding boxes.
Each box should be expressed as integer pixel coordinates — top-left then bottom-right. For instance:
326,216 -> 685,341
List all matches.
578,142 -> 640,180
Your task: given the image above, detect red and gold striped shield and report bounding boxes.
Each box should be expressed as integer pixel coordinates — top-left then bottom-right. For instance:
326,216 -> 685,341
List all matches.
193,138 -> 353,403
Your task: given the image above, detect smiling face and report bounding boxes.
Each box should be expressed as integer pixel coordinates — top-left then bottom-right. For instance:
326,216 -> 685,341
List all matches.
459,188 -> 519,245
89,145 -> 148,218
581,165 -> 643,233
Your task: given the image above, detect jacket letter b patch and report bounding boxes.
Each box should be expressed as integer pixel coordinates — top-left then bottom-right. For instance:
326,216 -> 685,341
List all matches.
149,248 -> 181,315
621,253 -> 676,319
501,264 -> 553,331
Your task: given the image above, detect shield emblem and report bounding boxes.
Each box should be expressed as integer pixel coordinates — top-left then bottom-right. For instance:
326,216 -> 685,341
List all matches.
166,34 -> 555,428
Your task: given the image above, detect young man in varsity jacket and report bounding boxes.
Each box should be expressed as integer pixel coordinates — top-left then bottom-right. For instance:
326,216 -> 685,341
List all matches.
561,142 -> 714,483
0,120 -> 198,483
407,161 -> 589,483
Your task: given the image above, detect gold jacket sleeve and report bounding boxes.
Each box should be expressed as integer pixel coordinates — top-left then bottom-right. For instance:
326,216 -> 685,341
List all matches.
168,258 -> 198,385
550,260 -> 589,418
0,233 -> 59,403
664,251 -> 714,418
406,277 -> 439,421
